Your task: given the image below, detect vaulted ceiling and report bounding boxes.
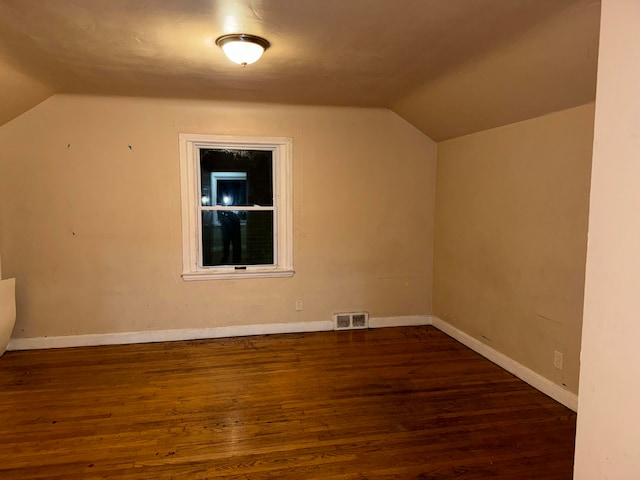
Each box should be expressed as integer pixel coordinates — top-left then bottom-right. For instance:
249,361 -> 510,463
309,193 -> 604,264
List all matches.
0,0 -> 600,140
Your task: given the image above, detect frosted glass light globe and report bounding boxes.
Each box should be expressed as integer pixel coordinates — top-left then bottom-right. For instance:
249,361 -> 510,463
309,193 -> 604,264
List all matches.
222,41 -> 265,65
216,34 -> 270,66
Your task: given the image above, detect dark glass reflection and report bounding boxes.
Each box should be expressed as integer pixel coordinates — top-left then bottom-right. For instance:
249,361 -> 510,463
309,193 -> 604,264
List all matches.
216,179 -> 247,206
200,149 -> 273,207
200,149 -> 274,267
201,211 -> 274,266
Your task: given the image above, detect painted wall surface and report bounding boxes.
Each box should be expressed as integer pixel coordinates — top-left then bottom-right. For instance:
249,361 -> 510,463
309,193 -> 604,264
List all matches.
0,95 -> 436,338
433,103 -> 595,394
574,0 -> 640,477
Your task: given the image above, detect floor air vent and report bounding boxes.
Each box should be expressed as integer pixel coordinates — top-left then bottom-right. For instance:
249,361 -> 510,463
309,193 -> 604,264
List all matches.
333,312 -> 369,330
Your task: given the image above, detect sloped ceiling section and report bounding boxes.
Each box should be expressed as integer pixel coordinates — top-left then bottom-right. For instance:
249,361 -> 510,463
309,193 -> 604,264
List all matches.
392,1 -> 601,141
0,0 -> 600,139
0,57 -> 54,126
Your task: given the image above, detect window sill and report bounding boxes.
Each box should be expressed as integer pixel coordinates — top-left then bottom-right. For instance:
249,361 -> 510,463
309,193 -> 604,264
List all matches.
182,269 -> 295,281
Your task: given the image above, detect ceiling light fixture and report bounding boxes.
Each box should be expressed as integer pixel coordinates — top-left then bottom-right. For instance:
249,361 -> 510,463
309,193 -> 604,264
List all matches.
215,34 -> 270,66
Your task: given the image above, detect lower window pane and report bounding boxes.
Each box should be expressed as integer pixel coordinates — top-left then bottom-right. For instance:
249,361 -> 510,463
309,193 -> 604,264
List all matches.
201,211 -> 274,266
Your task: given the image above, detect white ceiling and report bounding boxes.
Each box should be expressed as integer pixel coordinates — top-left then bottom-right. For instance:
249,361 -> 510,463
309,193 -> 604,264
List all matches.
0,0 -> 600,140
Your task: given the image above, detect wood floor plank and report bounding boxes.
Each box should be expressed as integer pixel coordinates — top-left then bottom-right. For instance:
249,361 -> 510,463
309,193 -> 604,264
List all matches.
0,326 -> 576,479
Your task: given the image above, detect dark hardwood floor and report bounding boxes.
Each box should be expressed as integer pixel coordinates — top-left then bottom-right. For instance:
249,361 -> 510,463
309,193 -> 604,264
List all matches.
0,326 -> 576,479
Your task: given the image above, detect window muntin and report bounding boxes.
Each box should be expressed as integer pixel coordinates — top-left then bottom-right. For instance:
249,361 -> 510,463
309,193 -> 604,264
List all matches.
179,134 -> 293,280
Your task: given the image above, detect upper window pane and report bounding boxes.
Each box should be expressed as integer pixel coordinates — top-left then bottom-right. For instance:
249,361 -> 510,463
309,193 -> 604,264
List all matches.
200,149 -> 273,207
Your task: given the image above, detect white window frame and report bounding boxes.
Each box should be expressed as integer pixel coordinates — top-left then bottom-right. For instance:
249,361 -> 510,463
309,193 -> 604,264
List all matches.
179,134 -> 294,280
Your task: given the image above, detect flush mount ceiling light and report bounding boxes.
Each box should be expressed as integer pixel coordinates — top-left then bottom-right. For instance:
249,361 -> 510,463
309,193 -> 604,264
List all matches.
215,34 -> 270,66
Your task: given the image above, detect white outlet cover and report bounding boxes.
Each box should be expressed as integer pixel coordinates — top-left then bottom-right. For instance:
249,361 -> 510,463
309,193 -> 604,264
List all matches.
554,351 -> 564,370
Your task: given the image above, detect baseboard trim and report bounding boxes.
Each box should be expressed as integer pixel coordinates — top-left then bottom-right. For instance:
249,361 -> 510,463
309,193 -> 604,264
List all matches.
7,320 -> 335,351
369,315 -> 432,328
6,315 -> 432,351
431,316 -> 578,411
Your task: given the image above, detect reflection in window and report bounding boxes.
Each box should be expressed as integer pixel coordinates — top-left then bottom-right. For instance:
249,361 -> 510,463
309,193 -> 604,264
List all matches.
180,133 -> 293,280
200,149 -> 274,267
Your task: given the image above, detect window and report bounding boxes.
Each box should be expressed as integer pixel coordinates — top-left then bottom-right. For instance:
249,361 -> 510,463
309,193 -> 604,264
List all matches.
179,134 -> 293,280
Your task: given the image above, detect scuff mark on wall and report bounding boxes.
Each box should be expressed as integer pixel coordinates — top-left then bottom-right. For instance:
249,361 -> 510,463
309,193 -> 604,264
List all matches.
537,313 -> 562,325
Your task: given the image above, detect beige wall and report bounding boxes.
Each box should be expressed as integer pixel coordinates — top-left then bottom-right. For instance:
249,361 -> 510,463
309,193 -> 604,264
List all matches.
574,0 -> 640,477
433,103 -> 595,394
0,95 -> 437,338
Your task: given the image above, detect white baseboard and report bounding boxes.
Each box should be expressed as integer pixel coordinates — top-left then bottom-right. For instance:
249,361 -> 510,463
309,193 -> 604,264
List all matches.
7,320 -> 335,351
6,315 -> 431,351
369,315 -> 432,328
431,316 -> 578,411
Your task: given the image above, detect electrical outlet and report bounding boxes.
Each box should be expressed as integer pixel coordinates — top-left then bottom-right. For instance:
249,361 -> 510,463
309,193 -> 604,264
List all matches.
295,299 -> 303,311
554,350 -> 564,370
